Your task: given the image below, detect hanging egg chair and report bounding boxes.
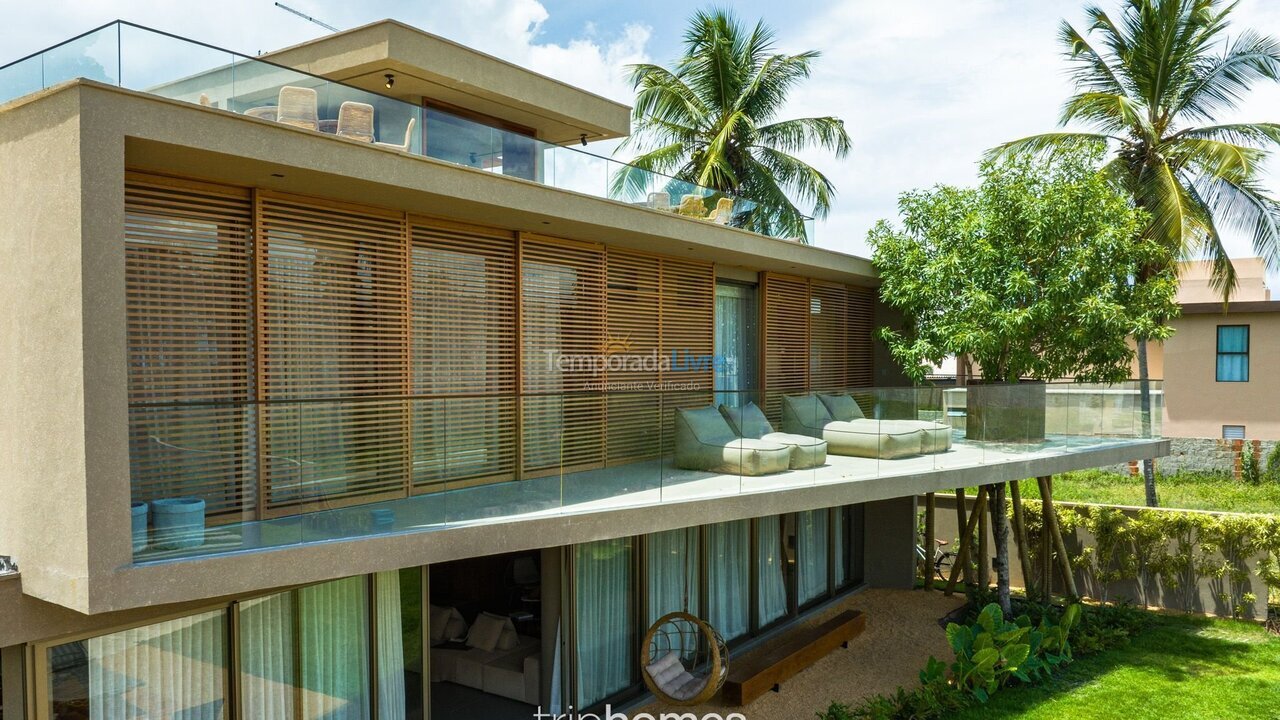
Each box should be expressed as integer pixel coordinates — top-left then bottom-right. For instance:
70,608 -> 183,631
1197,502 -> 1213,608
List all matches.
640,611 -> 730,706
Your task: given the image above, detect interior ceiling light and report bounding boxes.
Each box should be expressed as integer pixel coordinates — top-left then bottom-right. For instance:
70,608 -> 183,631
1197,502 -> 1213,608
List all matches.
385,73 -> 395,89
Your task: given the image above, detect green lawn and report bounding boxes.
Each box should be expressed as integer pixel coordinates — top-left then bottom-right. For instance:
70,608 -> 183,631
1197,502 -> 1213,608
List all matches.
949,615 -> 1280,720
1007,470 -> 1280,514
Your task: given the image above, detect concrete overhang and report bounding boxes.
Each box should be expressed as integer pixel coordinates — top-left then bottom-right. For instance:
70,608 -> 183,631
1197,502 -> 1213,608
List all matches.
260,19 -> 633,144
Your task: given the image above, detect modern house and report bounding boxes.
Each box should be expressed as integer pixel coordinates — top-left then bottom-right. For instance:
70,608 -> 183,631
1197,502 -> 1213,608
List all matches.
0,20 -> 1166,720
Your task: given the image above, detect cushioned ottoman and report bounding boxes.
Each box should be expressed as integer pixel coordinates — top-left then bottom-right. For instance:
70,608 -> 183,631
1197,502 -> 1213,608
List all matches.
675,406 -> 792,475
719,401 -> 828,469
822,419 -> 923,459
817,393 -> 952,455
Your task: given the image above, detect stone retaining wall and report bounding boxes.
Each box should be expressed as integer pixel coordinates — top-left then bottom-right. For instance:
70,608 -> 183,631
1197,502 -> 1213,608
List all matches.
1103,437 -> 1278,478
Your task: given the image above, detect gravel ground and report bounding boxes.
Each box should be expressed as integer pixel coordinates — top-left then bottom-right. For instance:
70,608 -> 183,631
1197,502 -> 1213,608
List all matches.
635,587 -> 967,720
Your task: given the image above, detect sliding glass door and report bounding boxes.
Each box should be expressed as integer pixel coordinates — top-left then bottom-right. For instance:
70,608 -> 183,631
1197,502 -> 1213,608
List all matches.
706,520 -> 750,641
797,510 -> 830,606
574,538 -> 634,708
715,282 -> 759,407
756,515 -> 789,627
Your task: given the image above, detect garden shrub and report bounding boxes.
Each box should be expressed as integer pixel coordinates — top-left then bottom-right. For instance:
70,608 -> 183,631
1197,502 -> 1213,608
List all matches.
1242,446 -> 1263,485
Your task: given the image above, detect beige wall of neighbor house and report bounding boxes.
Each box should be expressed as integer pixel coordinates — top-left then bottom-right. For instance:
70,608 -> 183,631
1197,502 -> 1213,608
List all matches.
1136,258 -> 1280,440
260,19 -> 632,144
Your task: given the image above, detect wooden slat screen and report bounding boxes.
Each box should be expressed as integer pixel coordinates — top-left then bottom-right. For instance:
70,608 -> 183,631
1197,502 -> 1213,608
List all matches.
658,256 -> 715,453
761,273 -> 811,423
410,219 -> 518,487
810,280 -> 849,392
126,178 -> 256,523
604,249 -> 661,464
521,235 -> 606,475
256,193 -> 410,515
847,285 -> 875,387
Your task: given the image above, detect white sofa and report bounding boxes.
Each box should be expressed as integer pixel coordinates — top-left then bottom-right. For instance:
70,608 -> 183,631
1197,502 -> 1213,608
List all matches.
431,635 -> 540,705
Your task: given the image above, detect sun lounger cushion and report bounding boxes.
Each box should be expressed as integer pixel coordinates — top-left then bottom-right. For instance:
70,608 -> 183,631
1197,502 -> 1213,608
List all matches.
720,402 -> 828,469
780,395 -> 835,437
818,393 -> 865,421
675,406 -> 792,475
821,419 -> 923,459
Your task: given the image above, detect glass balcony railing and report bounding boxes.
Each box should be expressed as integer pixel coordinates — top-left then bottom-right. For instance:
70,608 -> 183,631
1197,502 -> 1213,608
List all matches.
126,381 -> 1162,563
0,21 -> 816,243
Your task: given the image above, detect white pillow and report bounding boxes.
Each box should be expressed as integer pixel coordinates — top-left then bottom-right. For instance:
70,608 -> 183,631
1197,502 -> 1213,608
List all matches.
429,604 -> 451,643
466,612 -> 506,652
444,608 -> 468,642
497,619 -> 519,650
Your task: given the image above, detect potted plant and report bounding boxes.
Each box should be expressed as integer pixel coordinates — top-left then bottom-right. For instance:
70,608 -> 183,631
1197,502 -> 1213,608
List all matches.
869,148 -> 1177,442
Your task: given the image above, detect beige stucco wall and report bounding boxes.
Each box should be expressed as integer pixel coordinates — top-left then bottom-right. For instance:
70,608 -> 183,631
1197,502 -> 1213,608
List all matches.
1177,257 -> 1270,304
1161,310 -> 1280,440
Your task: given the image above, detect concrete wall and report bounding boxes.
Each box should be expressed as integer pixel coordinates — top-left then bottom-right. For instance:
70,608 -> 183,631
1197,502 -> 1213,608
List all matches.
863,496 -> 917,590
930,493 -> 1271,621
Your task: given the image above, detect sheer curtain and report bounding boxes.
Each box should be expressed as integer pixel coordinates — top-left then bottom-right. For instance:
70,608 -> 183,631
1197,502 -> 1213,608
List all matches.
647,528 -> 699,625
375,571 -> 407,720
87,610 -> 226,720
714,284 -> 758,407
299,577 -> 370,720
239,593 -> 295,720
756,516 -> 788,626
797,510 -> 830,604
833,508 -> 848,588
707,520 -> 749,641
576,538 -> 634,707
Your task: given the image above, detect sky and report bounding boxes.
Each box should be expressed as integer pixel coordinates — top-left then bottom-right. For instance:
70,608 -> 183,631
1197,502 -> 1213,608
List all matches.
6,0 -> 1280,269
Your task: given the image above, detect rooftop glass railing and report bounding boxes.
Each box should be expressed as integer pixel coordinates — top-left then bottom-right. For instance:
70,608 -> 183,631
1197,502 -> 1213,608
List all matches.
0,21 -> 815,243
126,381 -> 1162,563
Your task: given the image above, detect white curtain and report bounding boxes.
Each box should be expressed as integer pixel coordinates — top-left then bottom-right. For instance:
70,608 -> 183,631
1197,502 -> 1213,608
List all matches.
707,520 -> 749,641
88,610 -> 226,720
375,571 -> 407,720
299,577 -> 371,720
756,516 -> 788,626
239,593 -> 295,720
833,509 -> 848,588
575,538 -> 633,707
715,284 -> 757,407
798,510 -> 830,604
647,527 -> 699,625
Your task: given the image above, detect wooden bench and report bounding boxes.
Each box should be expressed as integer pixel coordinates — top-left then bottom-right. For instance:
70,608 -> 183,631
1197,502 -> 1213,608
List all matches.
722,609 -> 867,706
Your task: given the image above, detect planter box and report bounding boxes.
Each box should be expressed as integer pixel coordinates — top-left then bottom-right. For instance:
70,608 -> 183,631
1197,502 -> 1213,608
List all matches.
151,497 -> 206,550
965,382 -> 1046,442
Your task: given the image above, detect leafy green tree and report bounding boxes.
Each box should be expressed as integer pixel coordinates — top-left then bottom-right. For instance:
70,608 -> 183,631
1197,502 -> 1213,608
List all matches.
990,0 -> 1280,506
614,9 -> 850,240
871,148 -> 1179,384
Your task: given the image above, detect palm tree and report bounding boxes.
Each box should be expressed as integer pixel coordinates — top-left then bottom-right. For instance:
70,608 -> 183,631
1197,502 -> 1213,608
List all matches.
991,0 -> 1280,507
613,9 -> 850,240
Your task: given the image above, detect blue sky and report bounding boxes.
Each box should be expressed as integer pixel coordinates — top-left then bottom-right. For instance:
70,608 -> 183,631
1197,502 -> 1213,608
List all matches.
5,0 -> 1280,272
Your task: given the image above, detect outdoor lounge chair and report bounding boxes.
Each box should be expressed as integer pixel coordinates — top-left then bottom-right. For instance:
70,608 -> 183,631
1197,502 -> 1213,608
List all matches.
719,401 -> 827,469
674,406 -> 791,475
706,197 -> 735,224
817,393 -> 952,454
781,394 -> 924,459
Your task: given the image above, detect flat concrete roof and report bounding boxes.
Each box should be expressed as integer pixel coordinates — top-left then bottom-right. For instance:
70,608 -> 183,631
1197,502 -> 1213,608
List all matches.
1181,300 -> 1280,315
261,19 -> 633,144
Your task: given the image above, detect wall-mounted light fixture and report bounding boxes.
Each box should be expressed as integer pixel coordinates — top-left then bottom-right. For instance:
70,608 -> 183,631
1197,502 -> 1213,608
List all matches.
385,74 -> 395,89
579,134 -> 588,147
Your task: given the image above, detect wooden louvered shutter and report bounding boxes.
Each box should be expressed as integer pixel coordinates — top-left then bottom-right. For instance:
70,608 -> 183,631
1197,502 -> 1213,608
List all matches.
410,218 -> 517,488
810,280 -> 849,393
256,193 -> 410,516
659,256 -> 715,452
761,273 -> 811,424
604,249 -> 661,464
847,285 -> 875,388
126,176 -> 254,524
521,235 -> 606,475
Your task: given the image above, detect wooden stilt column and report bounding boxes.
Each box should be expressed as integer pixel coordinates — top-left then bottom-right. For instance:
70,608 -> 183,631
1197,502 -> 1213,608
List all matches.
946,486 -> 987,596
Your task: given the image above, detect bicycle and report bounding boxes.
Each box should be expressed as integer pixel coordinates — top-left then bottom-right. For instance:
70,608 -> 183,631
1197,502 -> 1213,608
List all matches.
916,538 -> 957,582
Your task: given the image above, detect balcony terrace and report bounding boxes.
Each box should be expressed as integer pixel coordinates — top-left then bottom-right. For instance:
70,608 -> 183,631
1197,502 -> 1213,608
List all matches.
128,384 -> 1165,563
0,21 -> 813,242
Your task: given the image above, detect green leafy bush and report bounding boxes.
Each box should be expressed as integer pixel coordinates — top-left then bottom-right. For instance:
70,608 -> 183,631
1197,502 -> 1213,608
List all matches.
1242,446 -> 1263,485
1266,444 -> 1280,484
948,602 -> 1079,702
816,658 -> 965,720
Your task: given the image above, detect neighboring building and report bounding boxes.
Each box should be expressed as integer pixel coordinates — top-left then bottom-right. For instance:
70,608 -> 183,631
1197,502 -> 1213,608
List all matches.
1144,258 -> 1280,440
0,20 -> 1164,720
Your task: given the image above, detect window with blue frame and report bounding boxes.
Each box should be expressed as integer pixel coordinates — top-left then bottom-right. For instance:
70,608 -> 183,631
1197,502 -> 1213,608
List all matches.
1216,325 -> 1250,382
